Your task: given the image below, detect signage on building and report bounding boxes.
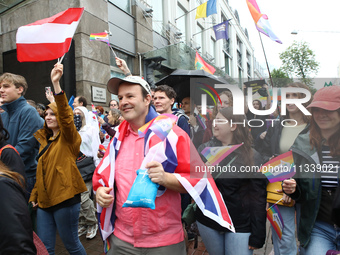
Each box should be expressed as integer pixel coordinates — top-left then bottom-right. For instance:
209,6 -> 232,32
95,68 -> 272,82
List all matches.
92,86 -> 106,103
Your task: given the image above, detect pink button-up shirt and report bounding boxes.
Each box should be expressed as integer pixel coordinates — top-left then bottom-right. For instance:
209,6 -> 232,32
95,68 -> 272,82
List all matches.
114,125 -> 184,247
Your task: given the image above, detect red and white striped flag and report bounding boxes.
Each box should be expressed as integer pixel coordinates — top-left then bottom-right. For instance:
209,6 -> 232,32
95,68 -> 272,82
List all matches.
16,8 -> 84,62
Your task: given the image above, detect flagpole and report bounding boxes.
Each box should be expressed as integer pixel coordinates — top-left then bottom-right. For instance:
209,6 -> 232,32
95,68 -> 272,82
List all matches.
192,19 -> 232,37
267,197 -> 284,211
58,53 -> 66,64
258,31 -> 274,87
109,45 -> 117,58
175,7 -> 197,21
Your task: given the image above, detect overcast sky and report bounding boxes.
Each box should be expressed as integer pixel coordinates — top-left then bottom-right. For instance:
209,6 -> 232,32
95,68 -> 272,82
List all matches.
228,0 -> 340,84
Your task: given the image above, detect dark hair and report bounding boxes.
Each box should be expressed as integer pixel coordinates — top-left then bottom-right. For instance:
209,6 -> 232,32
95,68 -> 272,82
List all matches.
218,107 -> 254,166
109,99 -> 119,107
137,86 -> 152,110
310,108 -> 340,157
0,73 -> 28,96
36,103 -> 46,111
154,85 -> 177,100
252,99 -> 263,110
0,116 -> 10,142
77,96 -> 87,107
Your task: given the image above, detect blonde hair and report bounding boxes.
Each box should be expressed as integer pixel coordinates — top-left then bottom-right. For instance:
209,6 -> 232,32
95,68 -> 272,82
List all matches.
0,73 -> 28,96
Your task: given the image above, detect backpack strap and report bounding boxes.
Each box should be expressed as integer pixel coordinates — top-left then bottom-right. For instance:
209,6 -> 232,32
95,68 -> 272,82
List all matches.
0,144 -> 19,157
172,111 -> 189,124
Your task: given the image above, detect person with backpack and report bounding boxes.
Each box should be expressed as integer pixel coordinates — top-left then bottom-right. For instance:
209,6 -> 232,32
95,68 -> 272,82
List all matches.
153,85 -> 190,136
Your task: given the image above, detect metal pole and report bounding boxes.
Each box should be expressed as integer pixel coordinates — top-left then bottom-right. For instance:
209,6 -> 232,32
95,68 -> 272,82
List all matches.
175,7 -> 197,21
258,31 -> 274,87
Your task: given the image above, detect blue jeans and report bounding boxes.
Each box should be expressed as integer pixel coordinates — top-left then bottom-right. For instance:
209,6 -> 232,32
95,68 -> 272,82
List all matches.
37,203 -> 86,255
197,221 -> 252,255
25,176 -> 36,201
271,205 -> 297,255
304,220 -> 340,255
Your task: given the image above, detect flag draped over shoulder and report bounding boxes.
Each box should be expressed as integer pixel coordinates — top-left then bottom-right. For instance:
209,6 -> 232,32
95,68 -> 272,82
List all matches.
213,20 -> 229,41
92,109 -> 235,252
246,0 -> 282,44
16,8 -> 84,62
196,0 -> 217,19
195,52 -> 216,74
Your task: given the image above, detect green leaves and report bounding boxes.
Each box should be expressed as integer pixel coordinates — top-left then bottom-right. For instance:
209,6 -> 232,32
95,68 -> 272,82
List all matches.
279,41 -> 319,89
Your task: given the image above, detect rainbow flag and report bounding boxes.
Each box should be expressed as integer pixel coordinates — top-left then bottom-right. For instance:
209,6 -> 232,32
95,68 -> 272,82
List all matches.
90,32 -> 109,44
195,52 -> 216,74
194,107 -> 207,130
195,0 -> 217,19
267,204 -> 284,239
201,143 -> 243,166
260,151 -> 295,183
91,104 -> 98,115
138,114 -> 178,141
246,0 -> 282,44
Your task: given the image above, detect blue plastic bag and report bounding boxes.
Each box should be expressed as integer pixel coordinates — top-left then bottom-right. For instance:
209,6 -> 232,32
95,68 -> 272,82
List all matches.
123,169 -> 159,209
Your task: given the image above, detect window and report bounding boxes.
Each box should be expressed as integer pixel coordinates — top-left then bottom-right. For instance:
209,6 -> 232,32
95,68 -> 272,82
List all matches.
238,67 -> 243,86
151,0 -> 164,35
176,4 -> 187,41
237,37 -> 242,67
196,24 -> 204,50
210,37 -> 216,60
246,51 -> 251,78
224,53 -> 230,75
109,0 -> 131,14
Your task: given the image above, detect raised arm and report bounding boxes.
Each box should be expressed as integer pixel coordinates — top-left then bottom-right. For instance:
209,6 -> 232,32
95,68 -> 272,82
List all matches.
115,57 -> 132,77
50,63 -> 63,94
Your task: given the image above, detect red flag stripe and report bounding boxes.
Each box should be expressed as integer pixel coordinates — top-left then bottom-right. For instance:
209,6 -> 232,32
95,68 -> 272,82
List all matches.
16,39 -> 72,62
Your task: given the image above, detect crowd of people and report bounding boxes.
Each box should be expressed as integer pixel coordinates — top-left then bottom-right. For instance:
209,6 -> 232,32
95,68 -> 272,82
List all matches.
0,58 -> 339,255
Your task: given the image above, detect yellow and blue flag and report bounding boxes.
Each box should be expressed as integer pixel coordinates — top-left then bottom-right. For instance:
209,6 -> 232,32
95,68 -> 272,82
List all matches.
196,0 -> 217,19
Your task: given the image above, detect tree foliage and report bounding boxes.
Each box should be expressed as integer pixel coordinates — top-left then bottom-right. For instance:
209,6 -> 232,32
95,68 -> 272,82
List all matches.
270,68 -> 293,87
279,41 -> 319,88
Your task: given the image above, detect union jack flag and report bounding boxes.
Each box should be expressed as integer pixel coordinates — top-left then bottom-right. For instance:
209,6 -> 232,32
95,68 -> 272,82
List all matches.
92,115 -> 234,252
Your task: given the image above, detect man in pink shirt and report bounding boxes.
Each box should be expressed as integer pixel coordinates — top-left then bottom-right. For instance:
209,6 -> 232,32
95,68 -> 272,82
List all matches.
94,76 -> 189,254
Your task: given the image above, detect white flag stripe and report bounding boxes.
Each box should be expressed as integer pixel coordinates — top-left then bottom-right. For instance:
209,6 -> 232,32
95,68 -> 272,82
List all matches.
16,22 -> 79,44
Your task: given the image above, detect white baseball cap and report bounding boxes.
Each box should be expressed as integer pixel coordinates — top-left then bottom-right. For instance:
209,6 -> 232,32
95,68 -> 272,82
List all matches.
107,76 -> 152,96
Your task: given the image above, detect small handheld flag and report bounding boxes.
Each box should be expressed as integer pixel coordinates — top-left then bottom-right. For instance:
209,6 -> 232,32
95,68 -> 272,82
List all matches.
267,204 -> 284,239
91,104 -> 98,115
90,32 -> 109,45
259,151 -> 295,183
68,95 -> 75,110
201,143 -> 243,166
98,144 -> 106,156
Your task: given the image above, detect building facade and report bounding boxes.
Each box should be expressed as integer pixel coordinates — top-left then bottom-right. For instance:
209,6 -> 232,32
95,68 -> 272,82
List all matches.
0,0 -> 265,106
